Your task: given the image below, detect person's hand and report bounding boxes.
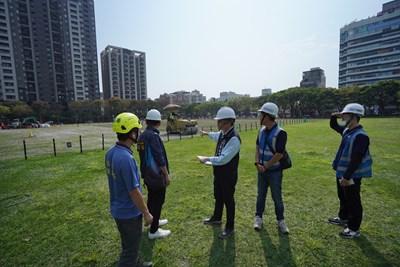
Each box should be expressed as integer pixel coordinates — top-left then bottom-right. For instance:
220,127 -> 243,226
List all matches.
331,112 -> 341,118
199,156 -> 210,164
256,163 -> 265,173
165,174 -> 171,186
143,211 -> 153,226
340,178 -> 349,187
199,130 -> 208,137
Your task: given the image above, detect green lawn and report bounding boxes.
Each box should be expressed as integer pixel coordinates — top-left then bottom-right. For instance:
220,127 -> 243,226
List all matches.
0,118 -> 399,266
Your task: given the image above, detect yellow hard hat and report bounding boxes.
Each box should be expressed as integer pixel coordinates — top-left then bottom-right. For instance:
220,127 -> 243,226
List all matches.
112,112 -> 142,134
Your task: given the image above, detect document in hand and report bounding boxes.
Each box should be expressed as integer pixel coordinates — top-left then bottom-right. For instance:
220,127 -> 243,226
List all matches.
197,156 -> 212,166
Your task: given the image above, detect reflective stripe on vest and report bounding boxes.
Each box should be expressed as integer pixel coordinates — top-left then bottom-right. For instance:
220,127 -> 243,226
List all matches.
335,129 -> 372,178
258,126 -> 281,170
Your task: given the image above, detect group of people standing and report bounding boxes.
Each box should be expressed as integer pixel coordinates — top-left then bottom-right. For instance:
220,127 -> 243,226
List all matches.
105,101 -> 372,266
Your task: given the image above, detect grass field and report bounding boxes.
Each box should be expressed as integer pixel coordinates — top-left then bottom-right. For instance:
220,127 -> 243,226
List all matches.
0,118 -> 399,266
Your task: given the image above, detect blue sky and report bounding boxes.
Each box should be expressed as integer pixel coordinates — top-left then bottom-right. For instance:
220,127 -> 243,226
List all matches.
94,0 -> 389,100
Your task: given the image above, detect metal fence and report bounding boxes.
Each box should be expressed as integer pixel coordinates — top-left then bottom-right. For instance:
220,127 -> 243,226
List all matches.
0,118 -> 311,160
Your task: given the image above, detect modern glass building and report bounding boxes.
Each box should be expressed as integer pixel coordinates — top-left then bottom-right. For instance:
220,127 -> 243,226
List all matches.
0,0 -> 99,103
100,45 -> 147,100
339,0 -> 400,88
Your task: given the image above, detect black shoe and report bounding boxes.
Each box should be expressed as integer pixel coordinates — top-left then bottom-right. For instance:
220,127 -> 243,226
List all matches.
328,217 -> 348,226
219,228 -> 234,239
203,217 -> 222,225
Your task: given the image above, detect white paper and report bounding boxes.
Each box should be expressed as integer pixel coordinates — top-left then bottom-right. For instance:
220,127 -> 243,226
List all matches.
197,156 -> 212,166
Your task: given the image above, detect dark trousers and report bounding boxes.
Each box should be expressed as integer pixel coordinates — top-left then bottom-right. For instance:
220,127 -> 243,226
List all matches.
148,187 -> 166,234
213,175 -> 238,229
115,216 -> 143,267
336,178 -> 363,231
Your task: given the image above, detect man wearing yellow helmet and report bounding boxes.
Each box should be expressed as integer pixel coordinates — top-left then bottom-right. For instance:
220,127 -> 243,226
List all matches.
106,112 -> 153,267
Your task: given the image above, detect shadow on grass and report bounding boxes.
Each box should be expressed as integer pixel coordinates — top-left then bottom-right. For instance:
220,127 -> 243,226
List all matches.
208,226 -> 236,267
355,236 -> 393,266
258,229 -> 296,267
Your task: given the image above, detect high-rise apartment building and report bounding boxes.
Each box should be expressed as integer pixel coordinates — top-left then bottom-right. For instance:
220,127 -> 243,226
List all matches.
300,67 -> 326,88
0,0 -> 99,103
100,45 -> 147,100
339,0 -> 400,88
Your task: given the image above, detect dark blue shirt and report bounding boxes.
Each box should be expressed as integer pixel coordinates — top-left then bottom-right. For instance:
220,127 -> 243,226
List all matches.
137,126 -> 169,174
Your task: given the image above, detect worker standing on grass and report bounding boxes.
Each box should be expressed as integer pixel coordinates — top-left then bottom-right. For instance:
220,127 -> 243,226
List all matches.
137,109 -> 171,240
328,103 -> 372,239
105,112 -> 153,267
253,102 -> 290,234
198,106 -> 241,239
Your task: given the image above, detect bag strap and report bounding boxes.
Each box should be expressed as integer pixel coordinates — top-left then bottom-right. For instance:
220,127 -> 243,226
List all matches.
144,132 -> 157,168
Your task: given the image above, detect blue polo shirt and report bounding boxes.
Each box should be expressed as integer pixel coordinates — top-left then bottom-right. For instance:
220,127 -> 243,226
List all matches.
105,143 -> 142,219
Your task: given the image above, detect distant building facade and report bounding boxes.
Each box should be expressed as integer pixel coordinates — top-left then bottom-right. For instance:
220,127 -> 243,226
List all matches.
339,0 -> 400,88
300,67 -> 326,88
0,0 -> 99,103
101,45 -> 147,100
157,90 -> 206,104
190,90 -> 206,103
262,88 -> 272,96
218,91 -> 250,102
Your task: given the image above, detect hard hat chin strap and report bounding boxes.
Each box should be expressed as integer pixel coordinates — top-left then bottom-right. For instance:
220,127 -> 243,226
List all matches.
129,129 -> 138,143
260,114 -> 266,126
344,114 -> 355,128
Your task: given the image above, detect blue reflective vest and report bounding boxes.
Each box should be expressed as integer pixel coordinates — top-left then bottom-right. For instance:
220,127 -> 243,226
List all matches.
258,126 -> 283,171
333,128 -> 372,178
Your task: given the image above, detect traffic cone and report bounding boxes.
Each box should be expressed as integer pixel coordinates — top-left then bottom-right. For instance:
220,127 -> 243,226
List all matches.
28,130 -> 33,138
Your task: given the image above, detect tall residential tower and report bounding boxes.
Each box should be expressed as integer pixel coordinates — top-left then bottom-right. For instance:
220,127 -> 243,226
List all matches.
339,0 -> 400,88
0,0 -> 99,103
100,45 -> 147,100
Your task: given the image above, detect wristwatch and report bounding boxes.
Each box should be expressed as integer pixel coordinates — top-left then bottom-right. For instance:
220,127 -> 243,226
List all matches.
254,162 -> 259,166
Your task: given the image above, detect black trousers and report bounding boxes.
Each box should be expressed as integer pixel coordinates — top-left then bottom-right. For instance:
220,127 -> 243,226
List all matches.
213,175 -> 238,230
147,187 -> 166,234
336,178 -> 363,231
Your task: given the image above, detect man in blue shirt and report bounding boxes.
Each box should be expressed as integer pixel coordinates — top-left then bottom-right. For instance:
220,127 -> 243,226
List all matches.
198,106 -> 241,239
105,112 -> 153,267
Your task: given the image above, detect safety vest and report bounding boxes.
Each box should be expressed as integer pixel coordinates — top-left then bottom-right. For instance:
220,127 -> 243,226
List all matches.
258,125 -> 282,171
213,127 -> 240,178
334,128 -> 372,178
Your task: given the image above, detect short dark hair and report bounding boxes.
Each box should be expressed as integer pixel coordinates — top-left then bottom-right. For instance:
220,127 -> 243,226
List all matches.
261,112 -> 275,122
146,120 -> 160,127
117,128 -> 138,141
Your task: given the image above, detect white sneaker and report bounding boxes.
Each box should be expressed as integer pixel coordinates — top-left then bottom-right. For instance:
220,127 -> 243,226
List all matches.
148,228 -> 171,240
158,219 -> 168,227
339,227 -> 360,239
254,216 -> 263,230
278,220 -> 290,234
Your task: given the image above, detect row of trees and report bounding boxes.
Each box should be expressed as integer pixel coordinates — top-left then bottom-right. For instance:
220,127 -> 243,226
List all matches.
1,80 -> 399,123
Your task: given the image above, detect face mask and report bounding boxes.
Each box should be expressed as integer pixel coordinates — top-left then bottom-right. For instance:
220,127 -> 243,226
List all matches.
338,120 -> 347,127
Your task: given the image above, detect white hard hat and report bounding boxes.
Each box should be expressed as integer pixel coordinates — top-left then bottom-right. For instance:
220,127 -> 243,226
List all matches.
214,106 -> 236,120
146,109 -> 162,121
340,103 -> 364,116
258,102 -> 279,118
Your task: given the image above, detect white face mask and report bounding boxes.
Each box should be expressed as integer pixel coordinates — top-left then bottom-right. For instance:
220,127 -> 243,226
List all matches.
338,120 -> 347,127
